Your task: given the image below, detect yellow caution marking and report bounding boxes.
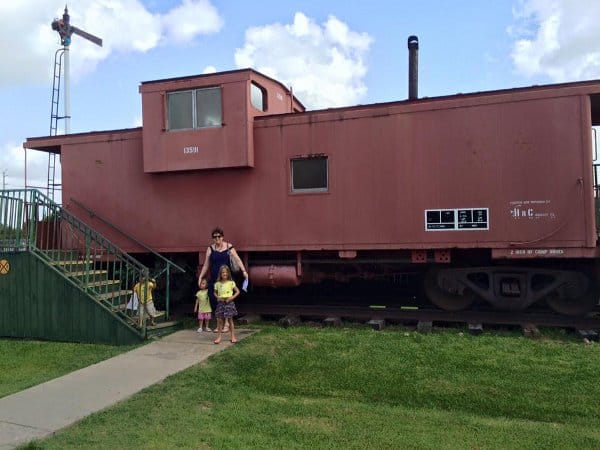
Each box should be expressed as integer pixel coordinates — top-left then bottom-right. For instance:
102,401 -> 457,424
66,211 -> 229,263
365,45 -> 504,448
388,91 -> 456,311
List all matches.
0,259 -> 10,275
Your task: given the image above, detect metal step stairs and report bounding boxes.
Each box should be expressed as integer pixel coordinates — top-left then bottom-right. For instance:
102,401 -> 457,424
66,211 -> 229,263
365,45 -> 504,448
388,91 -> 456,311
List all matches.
47,254 -> 181,337
0,189 -> 183,340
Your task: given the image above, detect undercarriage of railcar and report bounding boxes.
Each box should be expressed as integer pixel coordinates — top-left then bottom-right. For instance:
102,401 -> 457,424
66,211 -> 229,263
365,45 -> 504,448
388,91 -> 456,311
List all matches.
144,249 -> 600,317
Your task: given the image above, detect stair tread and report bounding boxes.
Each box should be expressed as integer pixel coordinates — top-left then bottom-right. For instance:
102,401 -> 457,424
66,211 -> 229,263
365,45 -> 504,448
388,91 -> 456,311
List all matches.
147,320 -> 180,330
51,260 -> 92,265
68,270 -> 108,275
87,279 -> 121,287
98,289 -> 131,300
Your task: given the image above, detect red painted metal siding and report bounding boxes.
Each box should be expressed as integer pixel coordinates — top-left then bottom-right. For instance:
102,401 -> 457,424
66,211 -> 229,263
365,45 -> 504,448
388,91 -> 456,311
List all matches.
24,76 -> 600,257
253,93 -> 594,251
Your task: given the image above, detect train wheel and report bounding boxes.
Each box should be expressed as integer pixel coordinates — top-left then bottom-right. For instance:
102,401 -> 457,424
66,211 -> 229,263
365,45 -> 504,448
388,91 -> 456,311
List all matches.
545,288 -> 598,316
424,267 -> 476,311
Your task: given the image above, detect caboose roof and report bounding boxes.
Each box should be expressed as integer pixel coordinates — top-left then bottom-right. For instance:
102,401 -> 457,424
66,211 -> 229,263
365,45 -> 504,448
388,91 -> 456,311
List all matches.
24,128 -> 142,154
139,67 -> 281,87
139,67 -> 304,109
255,78 -> 600,127
24,76 -> 600,154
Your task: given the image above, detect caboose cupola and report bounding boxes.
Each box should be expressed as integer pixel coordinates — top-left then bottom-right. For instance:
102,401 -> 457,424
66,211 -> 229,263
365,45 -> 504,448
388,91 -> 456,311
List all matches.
138,68 -> 303,173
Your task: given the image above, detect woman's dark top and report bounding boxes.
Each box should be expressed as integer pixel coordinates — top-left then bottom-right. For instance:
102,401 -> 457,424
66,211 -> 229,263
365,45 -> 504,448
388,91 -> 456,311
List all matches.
207,244 -> 232,309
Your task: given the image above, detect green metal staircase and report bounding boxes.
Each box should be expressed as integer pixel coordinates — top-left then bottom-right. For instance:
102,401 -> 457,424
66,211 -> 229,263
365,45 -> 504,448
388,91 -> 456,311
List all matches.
0,189 -> 184,342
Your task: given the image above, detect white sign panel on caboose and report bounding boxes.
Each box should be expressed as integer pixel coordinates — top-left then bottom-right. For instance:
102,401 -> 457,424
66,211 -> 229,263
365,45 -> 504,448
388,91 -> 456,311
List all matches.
425,208 -> 489,231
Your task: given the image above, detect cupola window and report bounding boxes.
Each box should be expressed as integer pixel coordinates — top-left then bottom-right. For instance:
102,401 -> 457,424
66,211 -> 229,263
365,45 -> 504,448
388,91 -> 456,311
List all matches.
251,82 -> 267,112
167,87 -> 222,130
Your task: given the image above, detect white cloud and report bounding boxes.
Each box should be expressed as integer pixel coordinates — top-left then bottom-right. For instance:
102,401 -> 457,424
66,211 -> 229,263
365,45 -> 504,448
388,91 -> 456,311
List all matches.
133,115 -> 143,127
0,142 -> 50,190
510,0 -> 600,81
234,12 -> 373,109
0,0 -> 223,87
162,0 -> 223,43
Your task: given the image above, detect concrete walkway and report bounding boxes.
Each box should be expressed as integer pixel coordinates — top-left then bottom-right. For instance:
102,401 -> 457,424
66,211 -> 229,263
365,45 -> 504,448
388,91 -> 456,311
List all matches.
0,328 -> 253,449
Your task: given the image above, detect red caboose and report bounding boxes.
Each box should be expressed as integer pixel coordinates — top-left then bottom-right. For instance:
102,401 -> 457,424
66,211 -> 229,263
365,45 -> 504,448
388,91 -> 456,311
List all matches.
25,68 -> 600,314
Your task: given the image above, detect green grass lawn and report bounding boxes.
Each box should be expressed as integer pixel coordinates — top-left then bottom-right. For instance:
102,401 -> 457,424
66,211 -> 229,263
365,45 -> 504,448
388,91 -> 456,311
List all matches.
0,339 -> 137,399
18,325 -> 600,449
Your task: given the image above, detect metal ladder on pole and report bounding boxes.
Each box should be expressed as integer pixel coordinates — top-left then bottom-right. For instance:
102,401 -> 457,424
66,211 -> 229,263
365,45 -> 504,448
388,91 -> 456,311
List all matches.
47,48 -> 65,202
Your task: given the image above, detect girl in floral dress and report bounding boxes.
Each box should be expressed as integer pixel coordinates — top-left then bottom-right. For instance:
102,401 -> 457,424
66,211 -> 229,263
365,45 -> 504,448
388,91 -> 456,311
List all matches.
213,265 -> 240,344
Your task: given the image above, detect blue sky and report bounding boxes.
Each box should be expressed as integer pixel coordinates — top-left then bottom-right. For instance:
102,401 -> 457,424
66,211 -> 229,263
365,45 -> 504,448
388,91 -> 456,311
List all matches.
1,0 -> 600,191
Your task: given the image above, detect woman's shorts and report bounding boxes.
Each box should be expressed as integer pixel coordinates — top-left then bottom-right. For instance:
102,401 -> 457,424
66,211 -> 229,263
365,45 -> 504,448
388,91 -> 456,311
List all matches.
197,312 -> 212,320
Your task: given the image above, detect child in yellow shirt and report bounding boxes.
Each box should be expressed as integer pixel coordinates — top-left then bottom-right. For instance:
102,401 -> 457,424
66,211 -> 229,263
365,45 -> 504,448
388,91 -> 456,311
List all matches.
213,265 -> 240,344
194,278 -> 212,332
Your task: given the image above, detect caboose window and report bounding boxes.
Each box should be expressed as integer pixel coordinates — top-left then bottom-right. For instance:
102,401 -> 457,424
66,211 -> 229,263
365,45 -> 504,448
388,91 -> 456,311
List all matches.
196,87 -> 222,127
251,82 -> 267,111
167,87 -> 222,130
167,91 -> 193,129
291,156 -> 328,193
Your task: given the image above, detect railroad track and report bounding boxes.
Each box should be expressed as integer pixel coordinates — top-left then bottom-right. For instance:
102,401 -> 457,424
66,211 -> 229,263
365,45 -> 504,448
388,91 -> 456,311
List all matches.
237,302 -> 600,331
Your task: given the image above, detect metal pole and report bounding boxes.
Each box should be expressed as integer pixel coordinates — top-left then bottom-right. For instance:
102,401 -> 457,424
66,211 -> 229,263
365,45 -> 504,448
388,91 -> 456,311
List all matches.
64,45 -> 70,134
408,35 -> 419,100
166,264 -> 171,319
2,170 -> 5,190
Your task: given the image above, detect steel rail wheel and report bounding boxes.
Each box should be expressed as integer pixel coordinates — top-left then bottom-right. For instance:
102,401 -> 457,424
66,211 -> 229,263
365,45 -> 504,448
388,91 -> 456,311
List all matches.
424,267 -> 477,311
545,288 -> 598,316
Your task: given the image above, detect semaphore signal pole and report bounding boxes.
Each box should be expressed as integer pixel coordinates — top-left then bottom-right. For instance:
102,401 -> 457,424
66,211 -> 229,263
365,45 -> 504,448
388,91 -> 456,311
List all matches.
40,6 -> 103,201
51,5 -> 103,134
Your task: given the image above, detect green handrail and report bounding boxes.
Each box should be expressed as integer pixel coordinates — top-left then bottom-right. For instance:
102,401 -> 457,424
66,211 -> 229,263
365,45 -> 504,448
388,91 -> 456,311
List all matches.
0,188 -> 159,335
69,197 -> 186,317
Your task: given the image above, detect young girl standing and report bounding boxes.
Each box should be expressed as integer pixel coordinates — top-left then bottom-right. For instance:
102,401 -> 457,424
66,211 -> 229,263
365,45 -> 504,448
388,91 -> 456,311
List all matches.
132,276 -> 160,326
194,278 -> 212,332
213,265 -> 240,344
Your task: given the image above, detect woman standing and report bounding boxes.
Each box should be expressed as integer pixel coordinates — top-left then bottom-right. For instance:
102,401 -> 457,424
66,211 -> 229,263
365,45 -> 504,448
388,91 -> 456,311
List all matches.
198,227 -> 248,329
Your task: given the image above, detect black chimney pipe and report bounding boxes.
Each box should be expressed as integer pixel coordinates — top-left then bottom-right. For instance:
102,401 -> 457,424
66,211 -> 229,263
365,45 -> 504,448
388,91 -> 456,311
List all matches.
408,35 -> 419,100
